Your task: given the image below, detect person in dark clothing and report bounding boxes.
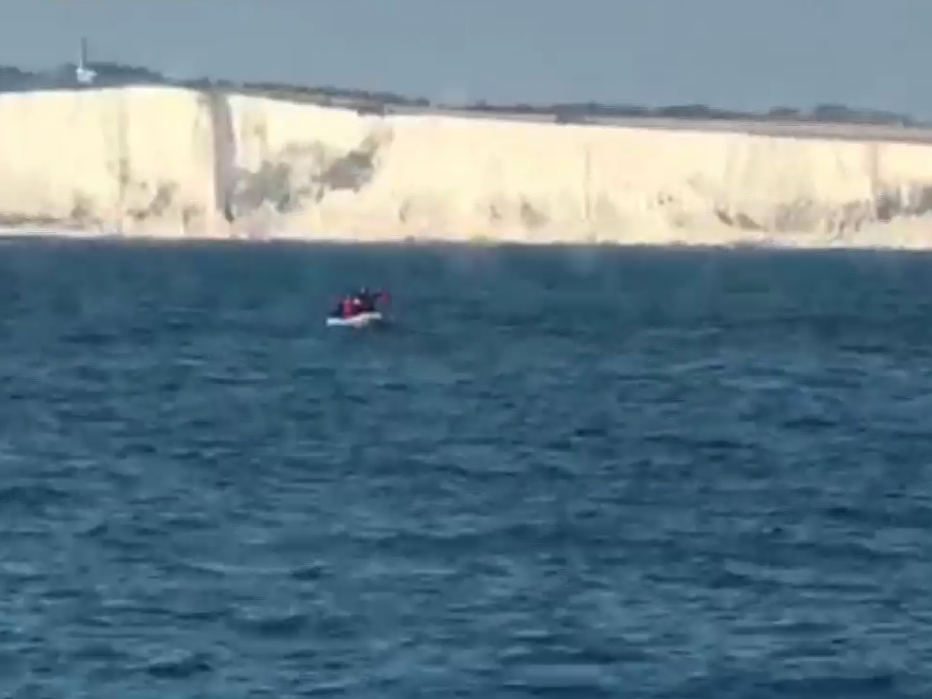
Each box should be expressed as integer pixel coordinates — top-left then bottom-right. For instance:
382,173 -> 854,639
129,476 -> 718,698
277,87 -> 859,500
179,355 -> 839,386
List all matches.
330,288 -> 387,319
355,287 -> 377,313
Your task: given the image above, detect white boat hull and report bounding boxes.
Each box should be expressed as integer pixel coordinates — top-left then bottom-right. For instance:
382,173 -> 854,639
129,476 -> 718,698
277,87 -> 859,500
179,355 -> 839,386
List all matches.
325,311 -> 384,328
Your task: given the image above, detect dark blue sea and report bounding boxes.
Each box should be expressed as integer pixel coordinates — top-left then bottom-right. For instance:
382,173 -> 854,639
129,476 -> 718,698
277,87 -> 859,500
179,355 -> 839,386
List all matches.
0,239 -> 930,698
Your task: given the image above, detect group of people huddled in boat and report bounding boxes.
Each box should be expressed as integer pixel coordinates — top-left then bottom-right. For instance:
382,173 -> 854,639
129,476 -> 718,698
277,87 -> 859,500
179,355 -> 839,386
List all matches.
331,287 -> 388,319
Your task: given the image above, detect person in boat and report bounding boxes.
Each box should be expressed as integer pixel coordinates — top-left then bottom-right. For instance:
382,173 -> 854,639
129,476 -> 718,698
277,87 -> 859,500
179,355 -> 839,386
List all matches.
354,287 -> 379,313
332,288 -> 385,318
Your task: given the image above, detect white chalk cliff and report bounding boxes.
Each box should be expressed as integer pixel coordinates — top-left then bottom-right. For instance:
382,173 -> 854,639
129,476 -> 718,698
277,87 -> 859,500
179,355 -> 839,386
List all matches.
2,86 -> 932,247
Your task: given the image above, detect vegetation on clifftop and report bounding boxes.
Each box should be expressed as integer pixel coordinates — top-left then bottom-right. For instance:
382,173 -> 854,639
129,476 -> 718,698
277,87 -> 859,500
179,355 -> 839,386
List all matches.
0,60 -> 921,128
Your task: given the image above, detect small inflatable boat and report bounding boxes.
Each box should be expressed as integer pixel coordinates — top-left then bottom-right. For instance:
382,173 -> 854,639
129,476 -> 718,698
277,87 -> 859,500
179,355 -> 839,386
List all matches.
325,311 -> 384,328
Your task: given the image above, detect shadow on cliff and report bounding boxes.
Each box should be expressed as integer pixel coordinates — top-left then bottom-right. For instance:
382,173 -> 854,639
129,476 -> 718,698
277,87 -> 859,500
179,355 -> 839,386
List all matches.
229,131 -> 389,218
731,183 -> 932,234
199,89 -> 391,230
873,185 -> 932,223
694,180 -> 932,235
201,90 -> 237,224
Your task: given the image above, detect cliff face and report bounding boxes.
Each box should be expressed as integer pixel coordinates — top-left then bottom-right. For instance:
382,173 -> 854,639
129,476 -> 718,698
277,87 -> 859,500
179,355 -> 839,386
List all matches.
2,86 -> 932,248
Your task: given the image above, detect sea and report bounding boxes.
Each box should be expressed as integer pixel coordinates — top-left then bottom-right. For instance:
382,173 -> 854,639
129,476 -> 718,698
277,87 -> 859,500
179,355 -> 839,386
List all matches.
0,238 -> 929,698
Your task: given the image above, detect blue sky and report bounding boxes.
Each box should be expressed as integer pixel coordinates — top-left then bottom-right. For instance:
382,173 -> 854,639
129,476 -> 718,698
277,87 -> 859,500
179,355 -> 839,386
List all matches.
0,0 -> 929,116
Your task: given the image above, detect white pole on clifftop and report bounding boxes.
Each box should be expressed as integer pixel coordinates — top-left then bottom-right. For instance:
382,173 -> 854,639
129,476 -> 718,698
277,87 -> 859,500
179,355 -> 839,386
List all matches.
76,37 -> 97,85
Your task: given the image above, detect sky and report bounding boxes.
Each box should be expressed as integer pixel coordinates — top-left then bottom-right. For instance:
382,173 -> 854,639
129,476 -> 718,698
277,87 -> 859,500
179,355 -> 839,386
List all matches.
0,0 -> 930,117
